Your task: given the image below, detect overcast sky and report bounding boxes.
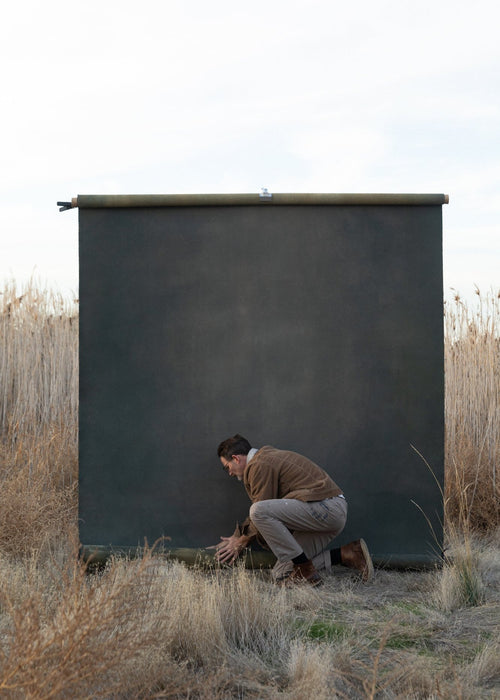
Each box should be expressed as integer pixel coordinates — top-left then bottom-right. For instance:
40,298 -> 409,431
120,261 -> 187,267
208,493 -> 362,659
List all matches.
1,0 -> 498,303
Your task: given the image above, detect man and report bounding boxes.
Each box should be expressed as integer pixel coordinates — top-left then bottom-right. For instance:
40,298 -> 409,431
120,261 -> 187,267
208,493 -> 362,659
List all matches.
212,434 -> 373,586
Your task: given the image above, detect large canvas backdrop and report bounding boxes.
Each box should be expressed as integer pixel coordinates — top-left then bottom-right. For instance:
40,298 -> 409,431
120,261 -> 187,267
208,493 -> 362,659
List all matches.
78,194 -> 446,565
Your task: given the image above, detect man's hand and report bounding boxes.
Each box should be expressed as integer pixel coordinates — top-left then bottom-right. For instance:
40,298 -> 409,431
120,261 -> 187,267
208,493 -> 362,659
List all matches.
207,535 -> 250,564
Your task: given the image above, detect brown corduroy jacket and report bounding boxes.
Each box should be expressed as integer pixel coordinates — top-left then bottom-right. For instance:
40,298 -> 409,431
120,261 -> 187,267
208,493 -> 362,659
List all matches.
233,445 -> 342,543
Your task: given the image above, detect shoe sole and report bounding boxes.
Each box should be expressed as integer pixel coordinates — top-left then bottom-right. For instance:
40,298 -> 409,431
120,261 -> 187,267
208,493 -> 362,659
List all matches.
359,538 -> 374,583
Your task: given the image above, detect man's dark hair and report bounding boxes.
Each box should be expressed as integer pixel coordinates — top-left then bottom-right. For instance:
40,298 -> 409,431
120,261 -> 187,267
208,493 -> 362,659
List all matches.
217,434 -> 252,460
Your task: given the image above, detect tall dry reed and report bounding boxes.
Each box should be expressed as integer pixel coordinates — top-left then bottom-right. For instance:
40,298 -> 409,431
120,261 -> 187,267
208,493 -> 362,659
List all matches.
0,280 -> 78,444
444,288 -> 500,530
0,281 -> 78,555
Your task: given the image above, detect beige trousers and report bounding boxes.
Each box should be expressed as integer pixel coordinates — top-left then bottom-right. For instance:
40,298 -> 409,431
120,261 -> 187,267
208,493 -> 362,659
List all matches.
249,496 -> 348,580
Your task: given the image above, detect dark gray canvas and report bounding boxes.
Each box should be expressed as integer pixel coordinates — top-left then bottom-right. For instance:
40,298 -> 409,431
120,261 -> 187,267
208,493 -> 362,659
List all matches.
78,195 -> 445,565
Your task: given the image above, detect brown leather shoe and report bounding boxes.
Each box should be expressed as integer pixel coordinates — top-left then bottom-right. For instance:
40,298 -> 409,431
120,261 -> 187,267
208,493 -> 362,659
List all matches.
281,560 -> 323,587
340,539 -> 374,582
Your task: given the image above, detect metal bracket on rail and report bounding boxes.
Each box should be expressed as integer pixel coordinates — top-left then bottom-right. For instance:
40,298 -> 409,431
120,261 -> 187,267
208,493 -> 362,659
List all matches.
57,201 -> 73,212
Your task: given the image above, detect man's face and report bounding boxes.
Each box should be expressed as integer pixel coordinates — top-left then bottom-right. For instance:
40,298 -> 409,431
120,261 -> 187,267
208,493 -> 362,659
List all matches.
220,453 -> 247,481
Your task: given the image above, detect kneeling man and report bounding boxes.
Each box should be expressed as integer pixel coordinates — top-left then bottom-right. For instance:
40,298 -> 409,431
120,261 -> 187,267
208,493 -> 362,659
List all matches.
213,434 -> 373,586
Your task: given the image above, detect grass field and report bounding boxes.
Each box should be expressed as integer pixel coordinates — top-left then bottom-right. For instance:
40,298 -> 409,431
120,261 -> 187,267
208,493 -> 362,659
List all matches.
0,282 -> 498,698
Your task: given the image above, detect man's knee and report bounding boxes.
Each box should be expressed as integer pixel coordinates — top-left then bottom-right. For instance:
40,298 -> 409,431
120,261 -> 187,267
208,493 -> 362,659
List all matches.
249,500 -> 269,523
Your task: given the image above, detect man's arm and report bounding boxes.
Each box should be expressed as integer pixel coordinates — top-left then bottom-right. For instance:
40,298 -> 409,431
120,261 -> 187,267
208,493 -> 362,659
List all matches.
245,460 -> 280,503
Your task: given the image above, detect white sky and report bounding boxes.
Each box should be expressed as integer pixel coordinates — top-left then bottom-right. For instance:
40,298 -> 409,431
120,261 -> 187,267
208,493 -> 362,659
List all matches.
1,0 -> 499,303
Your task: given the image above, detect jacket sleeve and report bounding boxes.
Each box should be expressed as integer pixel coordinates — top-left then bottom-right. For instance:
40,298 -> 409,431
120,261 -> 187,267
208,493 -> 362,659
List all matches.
231,518 -> 259,540
231,518 -> 270,550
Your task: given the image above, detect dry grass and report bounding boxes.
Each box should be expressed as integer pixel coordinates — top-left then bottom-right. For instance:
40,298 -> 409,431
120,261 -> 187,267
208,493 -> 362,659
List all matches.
0,553 -> 497,698
0,280 -> 499,698
0,432 -> 77,556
